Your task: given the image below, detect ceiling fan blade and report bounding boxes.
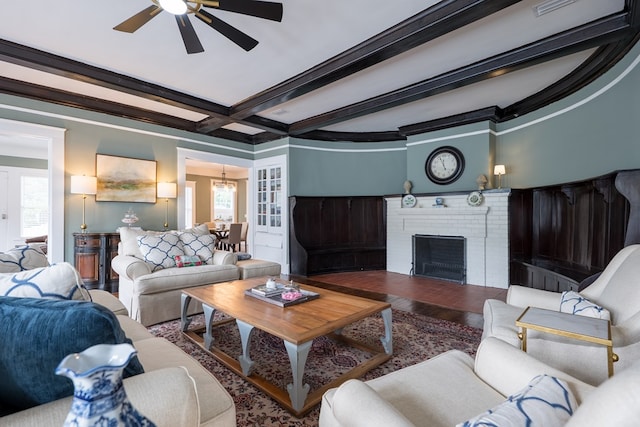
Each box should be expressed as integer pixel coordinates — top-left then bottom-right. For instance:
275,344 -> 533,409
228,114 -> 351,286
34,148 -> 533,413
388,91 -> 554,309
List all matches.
175,15 -> 205,54
114,5 -> 162,33
196,10 -> 259,51
208,0 -> 283,22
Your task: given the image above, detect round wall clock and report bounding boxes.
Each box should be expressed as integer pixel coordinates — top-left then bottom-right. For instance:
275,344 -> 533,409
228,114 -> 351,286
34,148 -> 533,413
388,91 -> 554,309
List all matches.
402,194 -> 417,208
425,146 -> 465,185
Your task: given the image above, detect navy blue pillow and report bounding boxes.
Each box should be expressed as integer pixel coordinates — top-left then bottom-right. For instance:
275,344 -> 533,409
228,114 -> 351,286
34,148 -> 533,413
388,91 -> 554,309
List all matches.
0,296 -> 144,415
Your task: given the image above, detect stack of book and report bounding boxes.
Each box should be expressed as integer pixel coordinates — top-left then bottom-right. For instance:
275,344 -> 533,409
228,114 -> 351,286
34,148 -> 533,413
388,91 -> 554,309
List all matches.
250,284 -> 283,297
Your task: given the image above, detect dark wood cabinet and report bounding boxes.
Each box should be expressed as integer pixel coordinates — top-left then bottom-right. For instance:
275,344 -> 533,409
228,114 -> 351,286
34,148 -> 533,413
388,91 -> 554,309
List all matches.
73,232 -> 120,293
289,196 -> 386,275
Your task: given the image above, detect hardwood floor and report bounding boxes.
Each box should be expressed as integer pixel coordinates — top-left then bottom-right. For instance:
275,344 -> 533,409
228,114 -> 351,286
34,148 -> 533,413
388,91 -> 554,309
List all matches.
286,270 -> 508,329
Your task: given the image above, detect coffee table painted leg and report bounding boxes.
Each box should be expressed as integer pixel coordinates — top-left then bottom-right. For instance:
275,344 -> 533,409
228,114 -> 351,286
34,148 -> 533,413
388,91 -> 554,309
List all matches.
202,303 -> 217,350
180,294 -> 193,332
284,340 -> 312,412
380,308 -> 393,354
236,320 -> 256,376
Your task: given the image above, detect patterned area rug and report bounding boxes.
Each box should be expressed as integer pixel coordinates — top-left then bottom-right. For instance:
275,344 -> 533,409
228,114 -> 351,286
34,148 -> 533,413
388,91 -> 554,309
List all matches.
148,309 -> 482,426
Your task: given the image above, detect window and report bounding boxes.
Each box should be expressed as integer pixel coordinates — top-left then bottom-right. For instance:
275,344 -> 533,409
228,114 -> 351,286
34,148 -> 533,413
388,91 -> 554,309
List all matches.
184,181 -> 196,229
256,165 -> 282,229
212,181 -> 236,221
21,175 -> 49,238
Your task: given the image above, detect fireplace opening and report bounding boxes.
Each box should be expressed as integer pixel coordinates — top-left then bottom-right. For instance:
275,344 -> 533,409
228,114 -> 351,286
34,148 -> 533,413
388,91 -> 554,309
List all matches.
412,234 -> 466,283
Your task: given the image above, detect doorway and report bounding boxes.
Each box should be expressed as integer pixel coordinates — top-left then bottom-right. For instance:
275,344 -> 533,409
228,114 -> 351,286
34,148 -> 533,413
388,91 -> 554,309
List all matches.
0,118 -> 65,262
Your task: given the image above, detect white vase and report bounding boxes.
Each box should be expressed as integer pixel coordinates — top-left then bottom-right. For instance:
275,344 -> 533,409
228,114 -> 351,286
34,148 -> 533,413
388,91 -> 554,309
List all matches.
55,343 -> 156,427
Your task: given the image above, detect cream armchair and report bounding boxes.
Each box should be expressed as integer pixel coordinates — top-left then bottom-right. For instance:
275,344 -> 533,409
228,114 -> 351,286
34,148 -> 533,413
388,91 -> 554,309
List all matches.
483,244 -> 640,385
320,336 -> 640,427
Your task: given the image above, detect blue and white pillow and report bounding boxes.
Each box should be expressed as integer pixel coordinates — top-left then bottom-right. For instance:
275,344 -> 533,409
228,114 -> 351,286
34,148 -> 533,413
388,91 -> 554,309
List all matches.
458,375 -> 577,427
0,262 -> 90,301
560,290 -> 611,320
177,232 -> 216,264
0,245 -> 49,273
137,233 -> 185,271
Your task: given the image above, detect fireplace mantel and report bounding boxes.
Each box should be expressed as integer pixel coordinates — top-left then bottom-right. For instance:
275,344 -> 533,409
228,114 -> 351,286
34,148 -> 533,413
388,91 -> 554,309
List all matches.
397,206 -> 489,216
386,192 -> 510,288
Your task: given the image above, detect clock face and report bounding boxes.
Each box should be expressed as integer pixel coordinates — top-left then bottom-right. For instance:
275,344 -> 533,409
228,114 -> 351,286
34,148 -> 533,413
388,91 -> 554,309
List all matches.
425,146 -> 465,184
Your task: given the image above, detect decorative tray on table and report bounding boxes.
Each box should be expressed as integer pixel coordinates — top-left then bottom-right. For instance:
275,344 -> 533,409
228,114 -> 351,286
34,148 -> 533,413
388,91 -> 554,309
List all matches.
245,282 -> 319,307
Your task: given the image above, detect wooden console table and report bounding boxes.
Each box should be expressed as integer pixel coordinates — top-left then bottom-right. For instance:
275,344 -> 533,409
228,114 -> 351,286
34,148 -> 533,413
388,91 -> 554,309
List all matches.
73,232 -> 120,293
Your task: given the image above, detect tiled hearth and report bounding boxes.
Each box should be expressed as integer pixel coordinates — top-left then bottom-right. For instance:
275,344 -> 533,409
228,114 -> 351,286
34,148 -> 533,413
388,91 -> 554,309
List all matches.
386,190 -> 510,288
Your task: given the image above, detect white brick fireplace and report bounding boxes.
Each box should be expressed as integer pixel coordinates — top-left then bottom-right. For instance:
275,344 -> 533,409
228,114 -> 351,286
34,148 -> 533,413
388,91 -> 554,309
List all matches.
386,190 -> 510,288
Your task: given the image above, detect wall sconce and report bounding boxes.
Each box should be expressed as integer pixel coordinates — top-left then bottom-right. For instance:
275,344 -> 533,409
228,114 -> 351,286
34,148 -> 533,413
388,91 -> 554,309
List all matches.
157,182 -> 177,229
70,175 -> 97,232
494,164 -> 506,189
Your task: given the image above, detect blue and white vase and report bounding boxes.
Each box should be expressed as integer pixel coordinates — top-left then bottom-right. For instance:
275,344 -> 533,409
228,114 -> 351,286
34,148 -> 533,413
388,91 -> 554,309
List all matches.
55,343 -> 156,427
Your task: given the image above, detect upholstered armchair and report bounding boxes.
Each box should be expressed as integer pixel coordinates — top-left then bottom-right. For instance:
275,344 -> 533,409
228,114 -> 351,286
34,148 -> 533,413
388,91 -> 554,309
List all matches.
320,336 -> 640,427
483,244 -> 640,385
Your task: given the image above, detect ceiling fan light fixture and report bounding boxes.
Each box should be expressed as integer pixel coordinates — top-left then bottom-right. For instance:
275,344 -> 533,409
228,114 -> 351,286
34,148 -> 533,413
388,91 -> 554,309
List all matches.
159,0 -> 188,15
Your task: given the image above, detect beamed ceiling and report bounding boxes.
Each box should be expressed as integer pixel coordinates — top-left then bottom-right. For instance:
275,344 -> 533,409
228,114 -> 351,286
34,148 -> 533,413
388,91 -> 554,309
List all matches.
0,0 -> 639,145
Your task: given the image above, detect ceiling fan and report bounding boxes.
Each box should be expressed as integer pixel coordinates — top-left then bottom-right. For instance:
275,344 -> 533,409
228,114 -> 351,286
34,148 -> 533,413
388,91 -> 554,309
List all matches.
114,0 -> 283,54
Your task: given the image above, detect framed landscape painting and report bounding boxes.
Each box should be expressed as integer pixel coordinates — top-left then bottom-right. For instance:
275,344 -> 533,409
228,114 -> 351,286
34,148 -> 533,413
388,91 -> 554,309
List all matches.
96,154 -> 156,203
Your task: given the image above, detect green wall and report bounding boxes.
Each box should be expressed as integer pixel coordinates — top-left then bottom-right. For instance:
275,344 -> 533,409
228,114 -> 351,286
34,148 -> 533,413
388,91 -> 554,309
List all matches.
0,156 -> 47,169
2,39 -> 640,262
287,138 -> 407,196
494,42 -> 640,188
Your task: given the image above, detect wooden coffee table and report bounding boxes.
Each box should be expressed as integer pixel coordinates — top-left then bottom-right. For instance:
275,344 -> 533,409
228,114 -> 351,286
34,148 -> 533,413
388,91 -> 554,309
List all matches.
180,277 -> 392,417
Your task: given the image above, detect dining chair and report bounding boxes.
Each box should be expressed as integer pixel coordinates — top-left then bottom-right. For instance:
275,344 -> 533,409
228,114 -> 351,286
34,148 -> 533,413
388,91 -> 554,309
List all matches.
221,223 -> 242,252
240,222 -> 248,252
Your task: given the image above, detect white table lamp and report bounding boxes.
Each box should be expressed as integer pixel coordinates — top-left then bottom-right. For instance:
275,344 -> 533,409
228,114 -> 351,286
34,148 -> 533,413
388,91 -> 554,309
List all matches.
70,175 -> 97,232
157,182 -> 177,229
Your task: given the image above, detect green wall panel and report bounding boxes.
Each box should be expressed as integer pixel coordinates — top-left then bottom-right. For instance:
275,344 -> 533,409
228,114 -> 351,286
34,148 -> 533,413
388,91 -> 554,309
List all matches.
288,138 -> 406,196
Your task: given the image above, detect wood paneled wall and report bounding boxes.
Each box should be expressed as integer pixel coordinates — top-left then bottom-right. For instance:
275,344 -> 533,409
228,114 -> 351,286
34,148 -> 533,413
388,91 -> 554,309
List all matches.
289,196 -> 386,275
510,170 -> 631,289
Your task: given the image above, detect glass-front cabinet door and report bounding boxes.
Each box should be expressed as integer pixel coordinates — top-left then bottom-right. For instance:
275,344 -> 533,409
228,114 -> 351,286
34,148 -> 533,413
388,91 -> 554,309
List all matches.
256,165 -> 282,231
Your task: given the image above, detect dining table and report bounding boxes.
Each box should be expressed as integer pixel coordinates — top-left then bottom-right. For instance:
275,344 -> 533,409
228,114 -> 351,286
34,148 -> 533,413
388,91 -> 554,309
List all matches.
210,229 -> 229,249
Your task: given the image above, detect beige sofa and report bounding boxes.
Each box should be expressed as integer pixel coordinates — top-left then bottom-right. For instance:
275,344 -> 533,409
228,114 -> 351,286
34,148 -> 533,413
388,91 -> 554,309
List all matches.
320,336 -> 640,426
113,226 -> 281,326
2,290 -> 236,427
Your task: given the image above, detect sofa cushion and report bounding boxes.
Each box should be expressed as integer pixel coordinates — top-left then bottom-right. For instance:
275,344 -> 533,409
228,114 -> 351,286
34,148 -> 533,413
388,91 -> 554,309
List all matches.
560,291 -> 611,320
137,233 -> 185,271
175,255 -> 204,268
0,245 -> 49,273
176,223 -> 209,236
236,258 -> 281,279
0,262 -> 90,301
0,297 -> 144,415
177,232 -> 216,264
458,374 -> 577,427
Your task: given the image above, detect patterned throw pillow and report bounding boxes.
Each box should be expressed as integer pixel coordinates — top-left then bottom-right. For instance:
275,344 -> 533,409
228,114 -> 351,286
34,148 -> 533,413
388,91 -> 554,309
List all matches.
0,262 -> 91,301
458,375 -> 577,427
0,245 -> 49,273
560,290 -> 611,320
177,232 -> 216,264
174,255 -> 203,268
137,233 -> 185,271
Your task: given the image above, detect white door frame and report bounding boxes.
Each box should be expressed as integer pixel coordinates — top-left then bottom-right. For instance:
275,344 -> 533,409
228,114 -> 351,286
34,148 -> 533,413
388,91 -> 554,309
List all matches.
0,118 -> 65,262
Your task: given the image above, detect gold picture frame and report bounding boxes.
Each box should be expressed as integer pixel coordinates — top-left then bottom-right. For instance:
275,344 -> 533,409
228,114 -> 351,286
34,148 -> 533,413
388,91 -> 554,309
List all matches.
96,154 -> 157,203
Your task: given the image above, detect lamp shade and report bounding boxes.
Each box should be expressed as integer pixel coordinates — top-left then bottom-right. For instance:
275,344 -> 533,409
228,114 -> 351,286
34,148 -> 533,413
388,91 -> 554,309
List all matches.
494,165 -> 506,175
157,182 -> 177,199
70,175 -> 97,195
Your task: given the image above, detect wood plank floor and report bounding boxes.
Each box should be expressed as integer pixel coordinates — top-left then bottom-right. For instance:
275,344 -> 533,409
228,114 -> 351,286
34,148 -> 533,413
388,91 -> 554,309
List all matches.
286,270 -> 507,329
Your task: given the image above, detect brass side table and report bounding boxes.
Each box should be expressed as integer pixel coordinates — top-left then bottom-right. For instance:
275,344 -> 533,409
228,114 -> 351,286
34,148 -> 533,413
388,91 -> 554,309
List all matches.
516,306 -> 618,377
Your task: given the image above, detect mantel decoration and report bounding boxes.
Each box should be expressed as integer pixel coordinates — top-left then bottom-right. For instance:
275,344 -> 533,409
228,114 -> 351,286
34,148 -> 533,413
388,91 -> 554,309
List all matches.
55,343 -> 156,427
467,191 -> 484,207
96,154 -> 157,203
